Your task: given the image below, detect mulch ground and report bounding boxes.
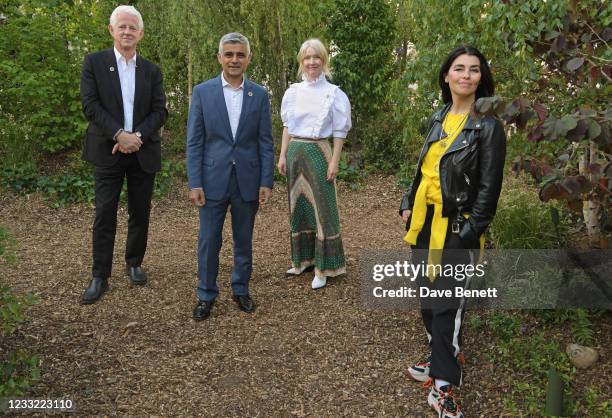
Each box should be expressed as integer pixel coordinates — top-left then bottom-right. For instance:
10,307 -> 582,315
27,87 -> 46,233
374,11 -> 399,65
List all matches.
1,175 -> 609,417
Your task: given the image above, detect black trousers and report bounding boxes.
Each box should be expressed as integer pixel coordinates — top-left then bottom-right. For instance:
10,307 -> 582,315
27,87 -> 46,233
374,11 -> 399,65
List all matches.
92,154 -> 155,279
411,205 -> 476,387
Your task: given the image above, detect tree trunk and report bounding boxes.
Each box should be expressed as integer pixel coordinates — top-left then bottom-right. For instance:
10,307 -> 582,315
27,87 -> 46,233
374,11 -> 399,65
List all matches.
580,142 -> 602,247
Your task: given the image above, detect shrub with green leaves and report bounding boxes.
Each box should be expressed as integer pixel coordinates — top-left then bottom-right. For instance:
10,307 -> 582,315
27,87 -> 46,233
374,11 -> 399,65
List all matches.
0,226 -> 17,264
0,287 -> 40,397
489,175 -> 569,249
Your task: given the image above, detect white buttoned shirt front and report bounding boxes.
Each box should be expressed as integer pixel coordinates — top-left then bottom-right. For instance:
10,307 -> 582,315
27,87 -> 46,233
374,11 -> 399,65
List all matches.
221,72 -> 244,140
114,47 -> 136,132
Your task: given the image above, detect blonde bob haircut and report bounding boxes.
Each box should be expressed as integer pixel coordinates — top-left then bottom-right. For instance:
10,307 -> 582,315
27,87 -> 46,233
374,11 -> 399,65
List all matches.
296,39 -> 331,79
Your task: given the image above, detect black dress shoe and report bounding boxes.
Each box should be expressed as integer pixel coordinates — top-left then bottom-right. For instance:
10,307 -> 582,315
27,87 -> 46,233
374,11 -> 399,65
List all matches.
193,300 -> 214,321
126,266 -> 147,285
233,294 -> 256,313
284,265 -> 315,277
81,277 -> 108,304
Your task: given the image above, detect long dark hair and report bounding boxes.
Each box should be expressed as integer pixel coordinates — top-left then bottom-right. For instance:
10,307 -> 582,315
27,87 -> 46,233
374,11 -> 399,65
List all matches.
438,46 -> 494,104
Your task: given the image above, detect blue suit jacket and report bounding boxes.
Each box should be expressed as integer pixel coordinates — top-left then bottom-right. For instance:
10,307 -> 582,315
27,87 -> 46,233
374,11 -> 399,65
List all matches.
186,76 -> 274,202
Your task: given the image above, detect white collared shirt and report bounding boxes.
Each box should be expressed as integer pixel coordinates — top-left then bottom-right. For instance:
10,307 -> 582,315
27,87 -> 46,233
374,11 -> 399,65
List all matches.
281,73 -> 352,139
114,47 -> 136,132
221,72 -> 244,140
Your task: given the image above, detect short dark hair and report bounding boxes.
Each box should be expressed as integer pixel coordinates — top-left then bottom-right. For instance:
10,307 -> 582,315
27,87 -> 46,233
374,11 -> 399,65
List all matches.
438,46 -> 494,104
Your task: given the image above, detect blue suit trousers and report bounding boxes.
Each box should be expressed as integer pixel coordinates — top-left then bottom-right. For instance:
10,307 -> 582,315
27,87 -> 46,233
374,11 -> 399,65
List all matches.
196,167 -> 259,301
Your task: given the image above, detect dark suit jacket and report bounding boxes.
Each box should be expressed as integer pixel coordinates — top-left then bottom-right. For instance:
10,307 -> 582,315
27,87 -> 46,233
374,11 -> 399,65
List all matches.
80,48 -> 168,173
186,76 -> 274,202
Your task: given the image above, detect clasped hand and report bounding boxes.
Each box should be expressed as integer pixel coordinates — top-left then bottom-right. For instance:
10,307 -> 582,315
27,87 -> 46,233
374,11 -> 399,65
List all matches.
112,131 -> 143,154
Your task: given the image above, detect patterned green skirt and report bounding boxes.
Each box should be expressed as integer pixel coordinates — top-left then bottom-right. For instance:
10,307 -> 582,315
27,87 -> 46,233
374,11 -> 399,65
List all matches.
286,138 -> 346,277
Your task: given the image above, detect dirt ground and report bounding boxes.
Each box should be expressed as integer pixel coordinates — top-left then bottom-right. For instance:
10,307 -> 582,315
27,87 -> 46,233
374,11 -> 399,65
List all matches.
1,175 -> 609,417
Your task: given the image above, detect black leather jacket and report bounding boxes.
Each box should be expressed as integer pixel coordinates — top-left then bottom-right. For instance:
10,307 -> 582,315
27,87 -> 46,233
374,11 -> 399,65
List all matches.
399,103 -> 506,246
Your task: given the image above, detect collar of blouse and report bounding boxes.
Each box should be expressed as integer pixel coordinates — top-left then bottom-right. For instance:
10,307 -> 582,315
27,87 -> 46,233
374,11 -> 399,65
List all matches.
301,72 -> 327,85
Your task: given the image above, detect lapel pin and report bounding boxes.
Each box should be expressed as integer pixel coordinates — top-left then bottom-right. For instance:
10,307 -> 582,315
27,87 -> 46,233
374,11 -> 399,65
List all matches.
109,66 -> 115,72
248,91 -> 253,97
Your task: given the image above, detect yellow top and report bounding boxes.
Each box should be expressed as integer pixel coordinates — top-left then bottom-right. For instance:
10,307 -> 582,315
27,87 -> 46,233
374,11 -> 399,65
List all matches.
404,112 -> 471,280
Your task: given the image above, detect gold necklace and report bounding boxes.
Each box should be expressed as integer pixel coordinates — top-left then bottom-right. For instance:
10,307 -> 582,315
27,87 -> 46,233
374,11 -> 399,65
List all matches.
439,112 -> 469,147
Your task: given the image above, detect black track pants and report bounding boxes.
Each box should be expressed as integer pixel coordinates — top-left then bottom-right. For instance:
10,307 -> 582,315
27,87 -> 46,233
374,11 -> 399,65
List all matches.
410,205 -> 476,387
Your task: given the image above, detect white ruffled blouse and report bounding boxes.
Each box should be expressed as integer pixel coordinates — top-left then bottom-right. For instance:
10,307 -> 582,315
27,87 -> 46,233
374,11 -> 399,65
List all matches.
281,73 -> 352,139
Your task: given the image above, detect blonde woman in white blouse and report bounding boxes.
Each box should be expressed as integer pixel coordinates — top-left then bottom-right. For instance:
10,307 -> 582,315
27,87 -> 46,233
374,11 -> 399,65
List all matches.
277,39 -> 352,290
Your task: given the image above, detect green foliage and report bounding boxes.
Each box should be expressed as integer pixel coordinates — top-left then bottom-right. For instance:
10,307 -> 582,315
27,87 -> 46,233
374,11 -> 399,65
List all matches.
479,309 -> 611,416
154,159 -> 186,199
584,386 -> 612,417
325,0 -> 396,122
0,0 -> 111,154
489,175 -> 569,249
487,329 -> 575,417
137,0 -> 332,148
535,309 -> 594,345
0,163 -> 40,194
0,162 -> 94,206
336,153 -> 362,188
0,226 -> 17,264
486,312 -> 521,342
0,287 -> 40,397
0,157 -> 186,206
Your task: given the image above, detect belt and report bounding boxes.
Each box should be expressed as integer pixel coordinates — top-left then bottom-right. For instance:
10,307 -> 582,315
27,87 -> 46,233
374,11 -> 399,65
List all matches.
290,136 -> 328,142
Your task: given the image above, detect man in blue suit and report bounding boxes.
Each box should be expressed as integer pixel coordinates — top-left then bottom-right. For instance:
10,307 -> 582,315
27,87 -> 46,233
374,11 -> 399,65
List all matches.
186,33 -> 274,320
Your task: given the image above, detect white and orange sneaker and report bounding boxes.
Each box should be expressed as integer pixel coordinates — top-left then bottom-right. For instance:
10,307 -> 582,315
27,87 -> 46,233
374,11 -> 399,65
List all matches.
427,383 -> 464,418
407,355 -> 431,382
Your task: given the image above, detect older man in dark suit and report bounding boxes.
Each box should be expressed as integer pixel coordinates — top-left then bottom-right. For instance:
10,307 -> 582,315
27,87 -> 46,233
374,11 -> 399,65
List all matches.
80,5 -> 167,304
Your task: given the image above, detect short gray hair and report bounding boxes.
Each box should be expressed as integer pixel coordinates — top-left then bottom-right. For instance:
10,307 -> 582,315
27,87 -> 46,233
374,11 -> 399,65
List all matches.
110,5 -> 144,30
218,32 -> 251,56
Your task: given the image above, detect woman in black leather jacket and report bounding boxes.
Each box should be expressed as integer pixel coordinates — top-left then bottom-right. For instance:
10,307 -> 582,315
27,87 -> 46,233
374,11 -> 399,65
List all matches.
400,46 -> 506,418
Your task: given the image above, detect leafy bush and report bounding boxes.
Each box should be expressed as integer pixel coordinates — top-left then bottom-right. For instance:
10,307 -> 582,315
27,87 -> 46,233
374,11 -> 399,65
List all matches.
486,330 -> 575,417
0,226 -> 17,264
0,158 -> 186,206
154,159 -> 186,199
0,286 -> 40,397
0,163 -> 40,194
336,153 -> 362,189
534,308 -> 595,345
489,175 -> 569,249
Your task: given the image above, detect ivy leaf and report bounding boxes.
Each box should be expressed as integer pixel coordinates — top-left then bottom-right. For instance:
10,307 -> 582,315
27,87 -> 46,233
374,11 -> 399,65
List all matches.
566,57 -> 585,72
566,119 -> 588,141
558,153 -> 570,163
474,96 -> 502,116
560,115 -> 578,132
579,107 -> 597,118
533,102 -> 548,122
517,109 -> 536,129
528,124 -> 544,141
586,119 -> 601,140
539,182 -> 568,202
